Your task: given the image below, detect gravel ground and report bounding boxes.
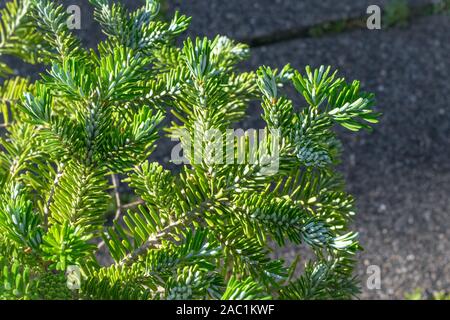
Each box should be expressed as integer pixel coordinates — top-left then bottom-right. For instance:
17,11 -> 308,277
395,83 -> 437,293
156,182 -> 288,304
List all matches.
1,0 -> 449,299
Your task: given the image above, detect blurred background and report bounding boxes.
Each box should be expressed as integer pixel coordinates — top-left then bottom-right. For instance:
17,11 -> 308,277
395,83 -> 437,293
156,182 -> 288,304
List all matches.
2,0 -> 450,299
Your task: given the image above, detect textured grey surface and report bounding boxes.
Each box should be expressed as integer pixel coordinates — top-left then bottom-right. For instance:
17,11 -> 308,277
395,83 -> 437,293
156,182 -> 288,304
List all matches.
1,0 -> 449,299
166,0 -> 433,40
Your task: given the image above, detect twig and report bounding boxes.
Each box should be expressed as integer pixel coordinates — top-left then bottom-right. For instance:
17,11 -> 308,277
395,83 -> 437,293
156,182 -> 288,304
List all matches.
121,199 -> 145,209
43,163 -> 64,231
98,174 -> 123,250
111,174 -> 122,221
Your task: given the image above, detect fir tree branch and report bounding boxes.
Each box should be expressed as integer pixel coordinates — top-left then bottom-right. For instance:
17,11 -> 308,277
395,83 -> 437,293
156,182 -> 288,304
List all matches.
0,0 -> 380,300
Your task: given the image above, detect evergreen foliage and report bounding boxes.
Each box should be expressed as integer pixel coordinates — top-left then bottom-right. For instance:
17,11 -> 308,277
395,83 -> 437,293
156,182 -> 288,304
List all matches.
0,0 -> 379,300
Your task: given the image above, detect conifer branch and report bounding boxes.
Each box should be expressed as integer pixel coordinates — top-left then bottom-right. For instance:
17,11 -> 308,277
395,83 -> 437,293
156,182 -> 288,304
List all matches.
0,0 -> 380,300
